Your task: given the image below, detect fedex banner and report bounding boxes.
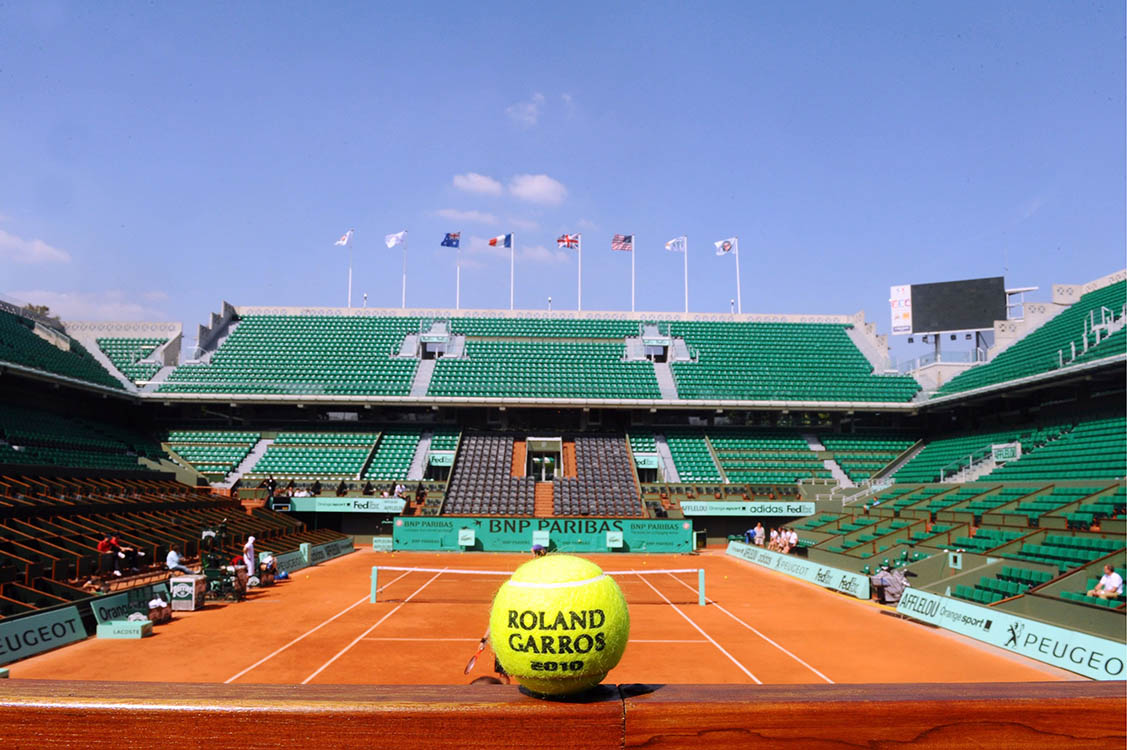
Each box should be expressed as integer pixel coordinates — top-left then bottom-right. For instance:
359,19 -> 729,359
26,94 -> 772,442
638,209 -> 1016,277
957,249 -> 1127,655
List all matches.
896,589 -> 1125,680
726,541 -> 869,599
680,501 -> 815,516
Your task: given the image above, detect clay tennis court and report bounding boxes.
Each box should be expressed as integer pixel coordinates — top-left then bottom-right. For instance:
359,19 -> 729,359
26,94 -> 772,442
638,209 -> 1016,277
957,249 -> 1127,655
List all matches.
8,548 -> 1076,685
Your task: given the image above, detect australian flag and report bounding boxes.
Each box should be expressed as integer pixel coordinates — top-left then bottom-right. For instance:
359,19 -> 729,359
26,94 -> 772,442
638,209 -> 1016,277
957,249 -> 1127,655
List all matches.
441,232 -> 460,248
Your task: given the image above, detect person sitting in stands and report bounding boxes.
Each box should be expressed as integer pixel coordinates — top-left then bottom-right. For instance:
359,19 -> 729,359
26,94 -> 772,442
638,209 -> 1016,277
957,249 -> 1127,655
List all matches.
310,480 -> 323,496
768,528 -> 780,552
415,485 -> 428,505
363,481 -> 375,496
753,522 -> 765,547
166,544 -> 194,575
1088,565 -> 1124,600
110,533 -> 141,572
787,527 -> 798,552
97,533 -> 120,577
394,482 -> 407,499
336,480 -> 348,497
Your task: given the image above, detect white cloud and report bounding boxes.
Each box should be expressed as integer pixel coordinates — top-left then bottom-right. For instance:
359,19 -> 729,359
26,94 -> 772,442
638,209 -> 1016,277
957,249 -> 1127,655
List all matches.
507,217 -> 540,231
521,245 -> 570,264
4,289 -> 166,321
509,174 -> 568,205
0,228 -> 71,264
436,208 -> 498,225
561,93 -> 575,115
453,172 -> 503,196
506,92 -> 545,127
577,218 -> 599,230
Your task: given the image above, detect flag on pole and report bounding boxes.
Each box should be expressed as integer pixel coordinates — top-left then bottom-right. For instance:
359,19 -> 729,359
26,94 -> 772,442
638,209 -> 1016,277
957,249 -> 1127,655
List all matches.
556,233 -> 580,249
714,237 -> 738,256
441,232 -> 461,248
385,230 -> 407,248
488,233 -> 513,248
334,229 -> 353,246
611,234 -> 634,252
665,236 -> 687,253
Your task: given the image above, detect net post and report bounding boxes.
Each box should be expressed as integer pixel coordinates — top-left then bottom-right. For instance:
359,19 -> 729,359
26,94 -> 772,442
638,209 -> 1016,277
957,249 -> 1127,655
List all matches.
370,566 -> 379,603
698,569 -> 705,606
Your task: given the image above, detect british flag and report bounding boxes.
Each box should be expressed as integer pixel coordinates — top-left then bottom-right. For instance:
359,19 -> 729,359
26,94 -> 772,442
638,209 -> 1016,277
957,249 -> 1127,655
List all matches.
556,233 -> 580,249
611,234 -> 634,252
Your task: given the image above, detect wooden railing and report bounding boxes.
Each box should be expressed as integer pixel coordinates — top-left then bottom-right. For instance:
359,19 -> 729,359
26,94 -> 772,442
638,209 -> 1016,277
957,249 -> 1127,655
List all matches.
0,681 -> 1121,748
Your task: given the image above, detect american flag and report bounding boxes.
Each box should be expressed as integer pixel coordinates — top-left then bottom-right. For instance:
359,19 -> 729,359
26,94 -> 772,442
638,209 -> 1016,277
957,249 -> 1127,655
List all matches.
557,233 -> 580,249
611,234 -> 634,252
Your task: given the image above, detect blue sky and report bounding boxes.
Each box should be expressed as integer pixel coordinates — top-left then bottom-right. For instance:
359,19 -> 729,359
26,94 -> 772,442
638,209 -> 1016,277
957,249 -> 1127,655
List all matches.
0,2 -> 1123,361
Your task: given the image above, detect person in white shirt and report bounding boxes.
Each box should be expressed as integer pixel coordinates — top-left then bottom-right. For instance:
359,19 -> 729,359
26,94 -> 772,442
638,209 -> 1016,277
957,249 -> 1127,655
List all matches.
1087,564 -> 1124,600
787,528 -> 799,551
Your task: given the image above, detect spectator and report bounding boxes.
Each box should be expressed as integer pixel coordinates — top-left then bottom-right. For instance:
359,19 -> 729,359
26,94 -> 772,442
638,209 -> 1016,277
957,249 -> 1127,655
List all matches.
1087,565 -> 1124,600
166,545 -> 194,575
394,482 -> 407,499
310,480 -> 322,496
110,533 -> 141,572
363,481 -> 375,496
97,533 -> 120,577
753,523 -> 765,547
743,527 -> 755,545
778,527 -> 791,554
415,485 -> 428,505
787,527 -> 799,552
768,528 -> 779,551
336,480 -> 348,497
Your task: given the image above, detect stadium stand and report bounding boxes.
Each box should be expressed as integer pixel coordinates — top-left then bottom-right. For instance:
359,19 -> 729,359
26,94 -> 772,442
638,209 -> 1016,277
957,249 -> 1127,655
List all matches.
364,429 -> 423,480
984,414 -> 1126,481
891,424 -> 1070,483
428,340 -> 661,399
0,403 -> 156,472
0,307 -> 122,390
666,321 -> 921,402
936,279 -> 1126,396
95,337 -> 167,384
158,315 -> 420,395
441,433 -> 535,516
820,434 -> 916,483
553,435 -> 643,517
165,431 -> 260,481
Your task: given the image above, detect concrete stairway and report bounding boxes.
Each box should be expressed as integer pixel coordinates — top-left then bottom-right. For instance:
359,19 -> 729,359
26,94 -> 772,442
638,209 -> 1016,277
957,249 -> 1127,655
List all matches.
654,434 -> 680,482
534,482 -> 554,518
141,365 -> 176,393
406,433 -> 431,481
410,359 -> 435,396
652,361 -> 679,400
221,438 -> 273,488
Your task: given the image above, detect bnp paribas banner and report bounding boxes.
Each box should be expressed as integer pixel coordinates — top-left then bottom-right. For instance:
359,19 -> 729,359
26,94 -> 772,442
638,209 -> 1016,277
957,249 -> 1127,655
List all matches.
286,497 -> 406,514
896,589 -> 1125,681
393,517 -> 693,553
680,501 -> 815,516
726,541 -> 870,599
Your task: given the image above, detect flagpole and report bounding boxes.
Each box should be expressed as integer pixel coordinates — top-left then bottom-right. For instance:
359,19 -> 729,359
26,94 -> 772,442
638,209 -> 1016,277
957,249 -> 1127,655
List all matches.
631,235 -> 636,313
348,236 -> 353,309
456,243 -> 461,310
401,232 -> 408,309
577,234 -> 582,312
734,239 -> 742,314
510,233 -> 515,311
683,236 -> 689,313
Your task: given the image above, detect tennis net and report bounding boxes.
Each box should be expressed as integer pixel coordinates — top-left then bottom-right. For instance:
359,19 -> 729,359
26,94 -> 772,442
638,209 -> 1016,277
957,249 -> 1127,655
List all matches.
370,565 -> 706,606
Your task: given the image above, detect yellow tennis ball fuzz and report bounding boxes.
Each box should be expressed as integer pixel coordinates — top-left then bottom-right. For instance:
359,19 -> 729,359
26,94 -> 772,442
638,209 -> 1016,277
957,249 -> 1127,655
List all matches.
490,555 -> 629,696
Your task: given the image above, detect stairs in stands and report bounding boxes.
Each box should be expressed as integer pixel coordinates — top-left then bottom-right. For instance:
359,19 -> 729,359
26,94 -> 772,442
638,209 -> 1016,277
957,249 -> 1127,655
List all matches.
406,433 -> 431,480
652,361 -> 679,400
409,358 -> 436,396
534,482 -> 554,517
511,439 -> 526,477
654,434 -> 680,482
562,441 -> 577,477
221,438 -> 273,488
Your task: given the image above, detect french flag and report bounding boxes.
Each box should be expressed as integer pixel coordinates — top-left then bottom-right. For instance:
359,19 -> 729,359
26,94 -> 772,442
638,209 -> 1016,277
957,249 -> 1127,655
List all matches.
488,233 -> 513,248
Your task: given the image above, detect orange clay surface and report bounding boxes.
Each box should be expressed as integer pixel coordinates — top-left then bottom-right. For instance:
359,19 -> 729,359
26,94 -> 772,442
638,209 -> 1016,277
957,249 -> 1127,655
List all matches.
10,547 -> 1077,685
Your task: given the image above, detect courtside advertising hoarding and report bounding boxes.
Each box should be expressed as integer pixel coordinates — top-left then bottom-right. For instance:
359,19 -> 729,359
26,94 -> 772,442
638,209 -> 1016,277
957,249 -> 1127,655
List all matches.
896,588 -> 1125,680
0,606 -> 86,665
679,501 -> 815,516
726,541 -> 870,599
393,517 -> 693,553
285,497 -> 406,514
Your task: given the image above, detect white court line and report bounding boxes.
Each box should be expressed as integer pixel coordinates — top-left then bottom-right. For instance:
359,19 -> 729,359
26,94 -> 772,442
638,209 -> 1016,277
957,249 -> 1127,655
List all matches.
359,637 -> 708,644
224,569 -> 412,684
635,575 -> 762,684
301,569 -> 446,685
664,572 -> 834,684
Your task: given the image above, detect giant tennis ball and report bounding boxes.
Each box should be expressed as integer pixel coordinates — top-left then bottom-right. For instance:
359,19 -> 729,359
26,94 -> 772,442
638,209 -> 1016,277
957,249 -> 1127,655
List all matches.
490,555 -> 629,696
